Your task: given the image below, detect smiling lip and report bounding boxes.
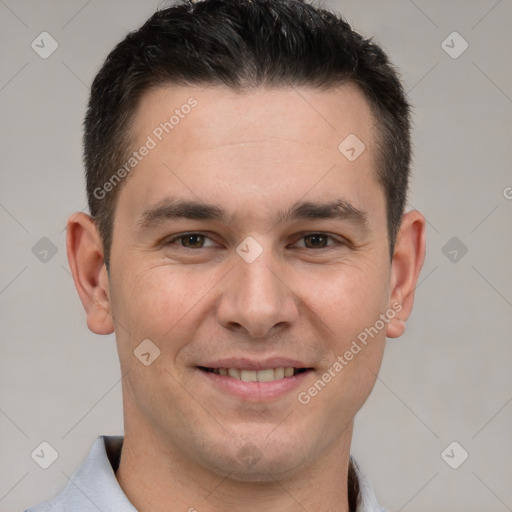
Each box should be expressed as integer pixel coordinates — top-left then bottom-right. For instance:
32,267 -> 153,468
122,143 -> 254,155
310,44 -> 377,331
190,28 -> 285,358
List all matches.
199,357 -> 311,371
196,358 -> 314,401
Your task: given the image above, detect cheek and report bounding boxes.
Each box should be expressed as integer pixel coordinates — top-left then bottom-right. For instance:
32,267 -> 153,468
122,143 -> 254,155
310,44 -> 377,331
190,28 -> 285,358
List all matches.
109,265 -> 200,356
121,261 -> 200,309
297,258 -> 389,401
299,258 -> 390,336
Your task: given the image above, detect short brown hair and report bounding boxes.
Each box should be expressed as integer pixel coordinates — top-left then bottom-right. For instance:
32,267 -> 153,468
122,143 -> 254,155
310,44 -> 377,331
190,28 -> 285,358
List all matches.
84,0 -> 411,272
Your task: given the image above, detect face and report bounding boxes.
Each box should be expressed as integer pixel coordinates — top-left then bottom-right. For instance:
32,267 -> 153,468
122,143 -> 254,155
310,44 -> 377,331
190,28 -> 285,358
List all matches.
106,84 -> 395,480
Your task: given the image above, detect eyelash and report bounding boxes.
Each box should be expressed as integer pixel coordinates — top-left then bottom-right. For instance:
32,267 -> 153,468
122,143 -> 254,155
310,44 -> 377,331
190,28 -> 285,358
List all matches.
163,232 -> 345,250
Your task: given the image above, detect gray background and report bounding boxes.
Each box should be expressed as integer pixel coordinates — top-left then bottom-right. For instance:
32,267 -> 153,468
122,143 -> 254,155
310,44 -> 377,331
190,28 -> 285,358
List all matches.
1,0 -> 511,511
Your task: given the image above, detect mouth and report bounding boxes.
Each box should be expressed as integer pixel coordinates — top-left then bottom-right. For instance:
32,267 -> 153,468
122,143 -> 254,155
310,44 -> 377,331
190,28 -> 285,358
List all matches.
198,366 -> 312,382
196,362 -> 314,401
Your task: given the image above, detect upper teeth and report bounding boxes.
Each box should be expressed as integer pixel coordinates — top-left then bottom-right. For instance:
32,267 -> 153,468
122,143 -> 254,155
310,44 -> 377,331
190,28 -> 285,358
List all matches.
214,367 -> 296,381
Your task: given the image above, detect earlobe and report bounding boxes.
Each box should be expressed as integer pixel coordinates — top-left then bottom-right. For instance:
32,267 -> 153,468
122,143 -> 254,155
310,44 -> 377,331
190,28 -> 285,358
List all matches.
386,210 -> 426,339
66,212 -> 115,335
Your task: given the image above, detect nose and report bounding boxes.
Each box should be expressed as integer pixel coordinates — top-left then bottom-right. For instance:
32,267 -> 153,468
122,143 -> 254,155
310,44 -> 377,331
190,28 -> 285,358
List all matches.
216,249 -> 299,339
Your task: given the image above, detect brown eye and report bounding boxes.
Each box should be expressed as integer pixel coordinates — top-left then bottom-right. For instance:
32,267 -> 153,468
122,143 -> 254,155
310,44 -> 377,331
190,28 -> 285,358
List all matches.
164,232 -> 218,250
303,234 -> 329,249
181,234 -> 205,248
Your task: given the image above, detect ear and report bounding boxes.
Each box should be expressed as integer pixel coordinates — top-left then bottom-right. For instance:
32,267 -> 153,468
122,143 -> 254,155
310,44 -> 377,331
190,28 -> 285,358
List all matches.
66,212 -> 114,335
386,210 -> 426,338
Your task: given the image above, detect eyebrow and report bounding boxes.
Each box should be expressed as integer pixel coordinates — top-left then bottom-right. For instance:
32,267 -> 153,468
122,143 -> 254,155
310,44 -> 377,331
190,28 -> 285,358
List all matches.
136,199 -> 226,231
136,197 -> 369,232
277,199 -> 368,229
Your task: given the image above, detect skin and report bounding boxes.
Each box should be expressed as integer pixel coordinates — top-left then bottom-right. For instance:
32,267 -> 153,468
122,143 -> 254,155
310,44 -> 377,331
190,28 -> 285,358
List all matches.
67,83 -> 426,512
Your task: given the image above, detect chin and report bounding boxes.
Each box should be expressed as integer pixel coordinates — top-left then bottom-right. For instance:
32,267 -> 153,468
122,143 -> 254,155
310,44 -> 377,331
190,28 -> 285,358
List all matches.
199,436 -> 310,482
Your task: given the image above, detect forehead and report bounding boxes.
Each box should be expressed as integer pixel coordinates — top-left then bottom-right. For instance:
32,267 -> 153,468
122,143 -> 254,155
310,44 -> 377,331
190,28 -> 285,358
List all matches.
132,83 -> 377,155
118,83 -> 382,225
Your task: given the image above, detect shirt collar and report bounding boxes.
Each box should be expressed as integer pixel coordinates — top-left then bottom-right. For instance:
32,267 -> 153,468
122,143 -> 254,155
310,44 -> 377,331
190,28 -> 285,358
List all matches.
29,435 -> 386,512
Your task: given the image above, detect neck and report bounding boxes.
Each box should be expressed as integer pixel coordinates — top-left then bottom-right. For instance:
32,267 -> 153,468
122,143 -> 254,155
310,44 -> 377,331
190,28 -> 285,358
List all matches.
115,419 -> 357,512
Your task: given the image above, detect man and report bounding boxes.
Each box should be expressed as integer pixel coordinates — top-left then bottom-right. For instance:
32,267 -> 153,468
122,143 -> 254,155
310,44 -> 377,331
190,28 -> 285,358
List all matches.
27,0 -> 425,510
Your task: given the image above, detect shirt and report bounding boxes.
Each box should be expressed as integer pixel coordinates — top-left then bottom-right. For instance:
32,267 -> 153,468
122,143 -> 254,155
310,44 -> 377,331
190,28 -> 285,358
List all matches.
25,436 -> 387,512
